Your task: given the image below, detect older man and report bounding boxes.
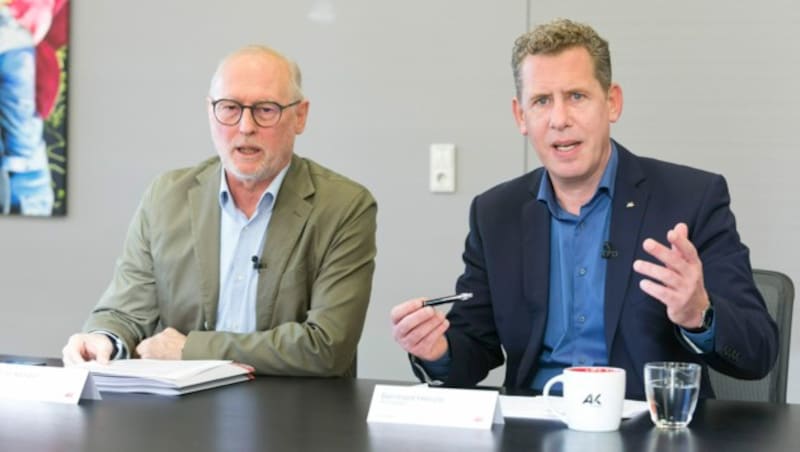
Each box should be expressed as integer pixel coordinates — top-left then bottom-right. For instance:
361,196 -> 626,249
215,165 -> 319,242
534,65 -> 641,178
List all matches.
63,46 -> 377,377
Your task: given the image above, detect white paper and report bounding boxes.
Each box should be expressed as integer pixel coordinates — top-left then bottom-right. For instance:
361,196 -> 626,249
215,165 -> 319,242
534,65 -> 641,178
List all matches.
77,359 -> 232,381
0,363 -> 101,404
499,394 -> 649,420
367,384 -> 503,430
74,359 -> 253,395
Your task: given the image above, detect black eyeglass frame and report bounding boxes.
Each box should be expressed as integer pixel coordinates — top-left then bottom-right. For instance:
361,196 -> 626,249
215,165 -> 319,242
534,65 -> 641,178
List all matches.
210,98 -> 302,127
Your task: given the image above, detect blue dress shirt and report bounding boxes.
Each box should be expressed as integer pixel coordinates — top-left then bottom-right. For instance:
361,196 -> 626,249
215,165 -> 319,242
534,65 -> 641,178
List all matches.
216,165 -> 289,333
531,145 -> 619,390
418,142 -> 715,385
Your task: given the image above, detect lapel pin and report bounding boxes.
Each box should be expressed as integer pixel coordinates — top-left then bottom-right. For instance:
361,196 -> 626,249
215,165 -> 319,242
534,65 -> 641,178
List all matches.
626,201 -> 635,208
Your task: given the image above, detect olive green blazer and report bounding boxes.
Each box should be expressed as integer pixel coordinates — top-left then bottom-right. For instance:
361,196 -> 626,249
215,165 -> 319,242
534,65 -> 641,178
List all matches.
85,154 -> 377,377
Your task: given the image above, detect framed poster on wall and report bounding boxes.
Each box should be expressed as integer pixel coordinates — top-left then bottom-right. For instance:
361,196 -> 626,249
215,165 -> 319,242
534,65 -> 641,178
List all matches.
0,0 -> 69,216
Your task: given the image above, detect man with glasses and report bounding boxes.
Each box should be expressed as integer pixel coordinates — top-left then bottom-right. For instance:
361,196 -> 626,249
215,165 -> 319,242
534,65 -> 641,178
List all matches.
62,46 -> 377,377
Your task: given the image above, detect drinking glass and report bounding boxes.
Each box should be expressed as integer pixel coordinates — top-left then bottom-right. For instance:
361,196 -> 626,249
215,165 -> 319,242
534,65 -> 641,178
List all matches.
644,362 -> 701,429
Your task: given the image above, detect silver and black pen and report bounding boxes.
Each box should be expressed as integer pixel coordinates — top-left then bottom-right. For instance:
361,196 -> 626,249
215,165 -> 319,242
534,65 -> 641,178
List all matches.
422,292 -> 474,307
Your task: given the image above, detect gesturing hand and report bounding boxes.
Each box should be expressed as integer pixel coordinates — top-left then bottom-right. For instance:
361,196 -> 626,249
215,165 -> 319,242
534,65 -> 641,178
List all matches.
632,223 -> 710,330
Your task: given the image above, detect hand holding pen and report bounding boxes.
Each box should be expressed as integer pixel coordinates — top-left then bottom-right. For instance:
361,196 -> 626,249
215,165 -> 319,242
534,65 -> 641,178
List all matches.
390,293 -> 474,362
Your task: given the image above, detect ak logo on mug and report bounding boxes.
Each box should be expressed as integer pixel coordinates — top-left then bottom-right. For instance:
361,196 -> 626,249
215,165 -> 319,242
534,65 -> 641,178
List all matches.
582,393 -> 602,406
543,367 -> 626,431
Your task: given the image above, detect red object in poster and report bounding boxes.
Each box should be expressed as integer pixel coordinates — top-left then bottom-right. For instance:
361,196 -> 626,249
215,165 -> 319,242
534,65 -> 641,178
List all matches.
7,0 -> 69,119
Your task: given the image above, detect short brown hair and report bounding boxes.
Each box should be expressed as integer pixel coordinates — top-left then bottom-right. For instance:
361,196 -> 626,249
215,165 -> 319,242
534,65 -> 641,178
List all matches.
511,18 -> 611,98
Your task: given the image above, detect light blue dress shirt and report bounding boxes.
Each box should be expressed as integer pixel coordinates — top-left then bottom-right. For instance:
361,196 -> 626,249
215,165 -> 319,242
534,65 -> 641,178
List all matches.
216,165 -> 289,333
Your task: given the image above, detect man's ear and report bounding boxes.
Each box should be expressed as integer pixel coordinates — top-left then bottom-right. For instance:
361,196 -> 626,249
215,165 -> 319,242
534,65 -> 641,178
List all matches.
293,100 -> 310,134
607,83 -> 623,123
512,96 -> 528,135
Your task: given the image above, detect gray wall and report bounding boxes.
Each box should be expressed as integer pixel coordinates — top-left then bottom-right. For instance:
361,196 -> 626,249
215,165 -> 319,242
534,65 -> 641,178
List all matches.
1,1 -> 797,401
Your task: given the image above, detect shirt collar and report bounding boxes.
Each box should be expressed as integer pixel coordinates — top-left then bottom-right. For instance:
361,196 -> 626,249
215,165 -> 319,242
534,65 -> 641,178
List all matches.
218,162 -> 291,214
536,141 -> 619,214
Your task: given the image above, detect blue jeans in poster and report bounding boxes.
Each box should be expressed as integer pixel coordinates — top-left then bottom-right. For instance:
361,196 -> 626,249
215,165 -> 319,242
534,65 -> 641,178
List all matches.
0,46 -> 54,215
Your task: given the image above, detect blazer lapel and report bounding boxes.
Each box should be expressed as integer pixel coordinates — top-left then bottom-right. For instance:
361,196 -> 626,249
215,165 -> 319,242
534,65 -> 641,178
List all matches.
255,155 -> 313,328
604,145 -> 649,349
188,161 -> 223,330
516,169 -> 551,386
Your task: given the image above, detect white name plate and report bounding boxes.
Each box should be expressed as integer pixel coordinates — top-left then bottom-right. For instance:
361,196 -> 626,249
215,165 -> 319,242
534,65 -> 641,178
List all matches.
0,363 -> 102,404
367,384 -> 503,430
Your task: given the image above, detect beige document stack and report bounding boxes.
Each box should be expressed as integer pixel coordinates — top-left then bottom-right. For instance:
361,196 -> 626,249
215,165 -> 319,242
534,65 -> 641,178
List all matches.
76,359 -> 253,396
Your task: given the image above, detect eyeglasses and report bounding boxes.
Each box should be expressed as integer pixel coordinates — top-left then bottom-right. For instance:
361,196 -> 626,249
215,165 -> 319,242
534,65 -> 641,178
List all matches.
211,98 -> 302,128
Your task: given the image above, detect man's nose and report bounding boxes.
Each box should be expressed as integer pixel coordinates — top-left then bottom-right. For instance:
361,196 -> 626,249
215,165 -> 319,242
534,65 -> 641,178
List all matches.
549,99 -> 570,130
238,107 -> 257,133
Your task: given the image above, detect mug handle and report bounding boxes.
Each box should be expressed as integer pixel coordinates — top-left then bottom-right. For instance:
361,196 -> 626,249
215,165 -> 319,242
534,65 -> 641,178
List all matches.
543,374 -> 568,424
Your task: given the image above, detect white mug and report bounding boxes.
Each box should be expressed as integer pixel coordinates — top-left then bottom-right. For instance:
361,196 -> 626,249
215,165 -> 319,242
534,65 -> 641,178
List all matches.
542,366 -> 626,432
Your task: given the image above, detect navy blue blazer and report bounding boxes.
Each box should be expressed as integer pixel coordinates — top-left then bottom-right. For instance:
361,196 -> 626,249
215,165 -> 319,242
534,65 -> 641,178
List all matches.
436,143 -> 778,400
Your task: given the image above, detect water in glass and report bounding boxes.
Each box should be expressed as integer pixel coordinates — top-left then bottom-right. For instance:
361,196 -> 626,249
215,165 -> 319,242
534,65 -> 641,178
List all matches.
644,362 -> 701,429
